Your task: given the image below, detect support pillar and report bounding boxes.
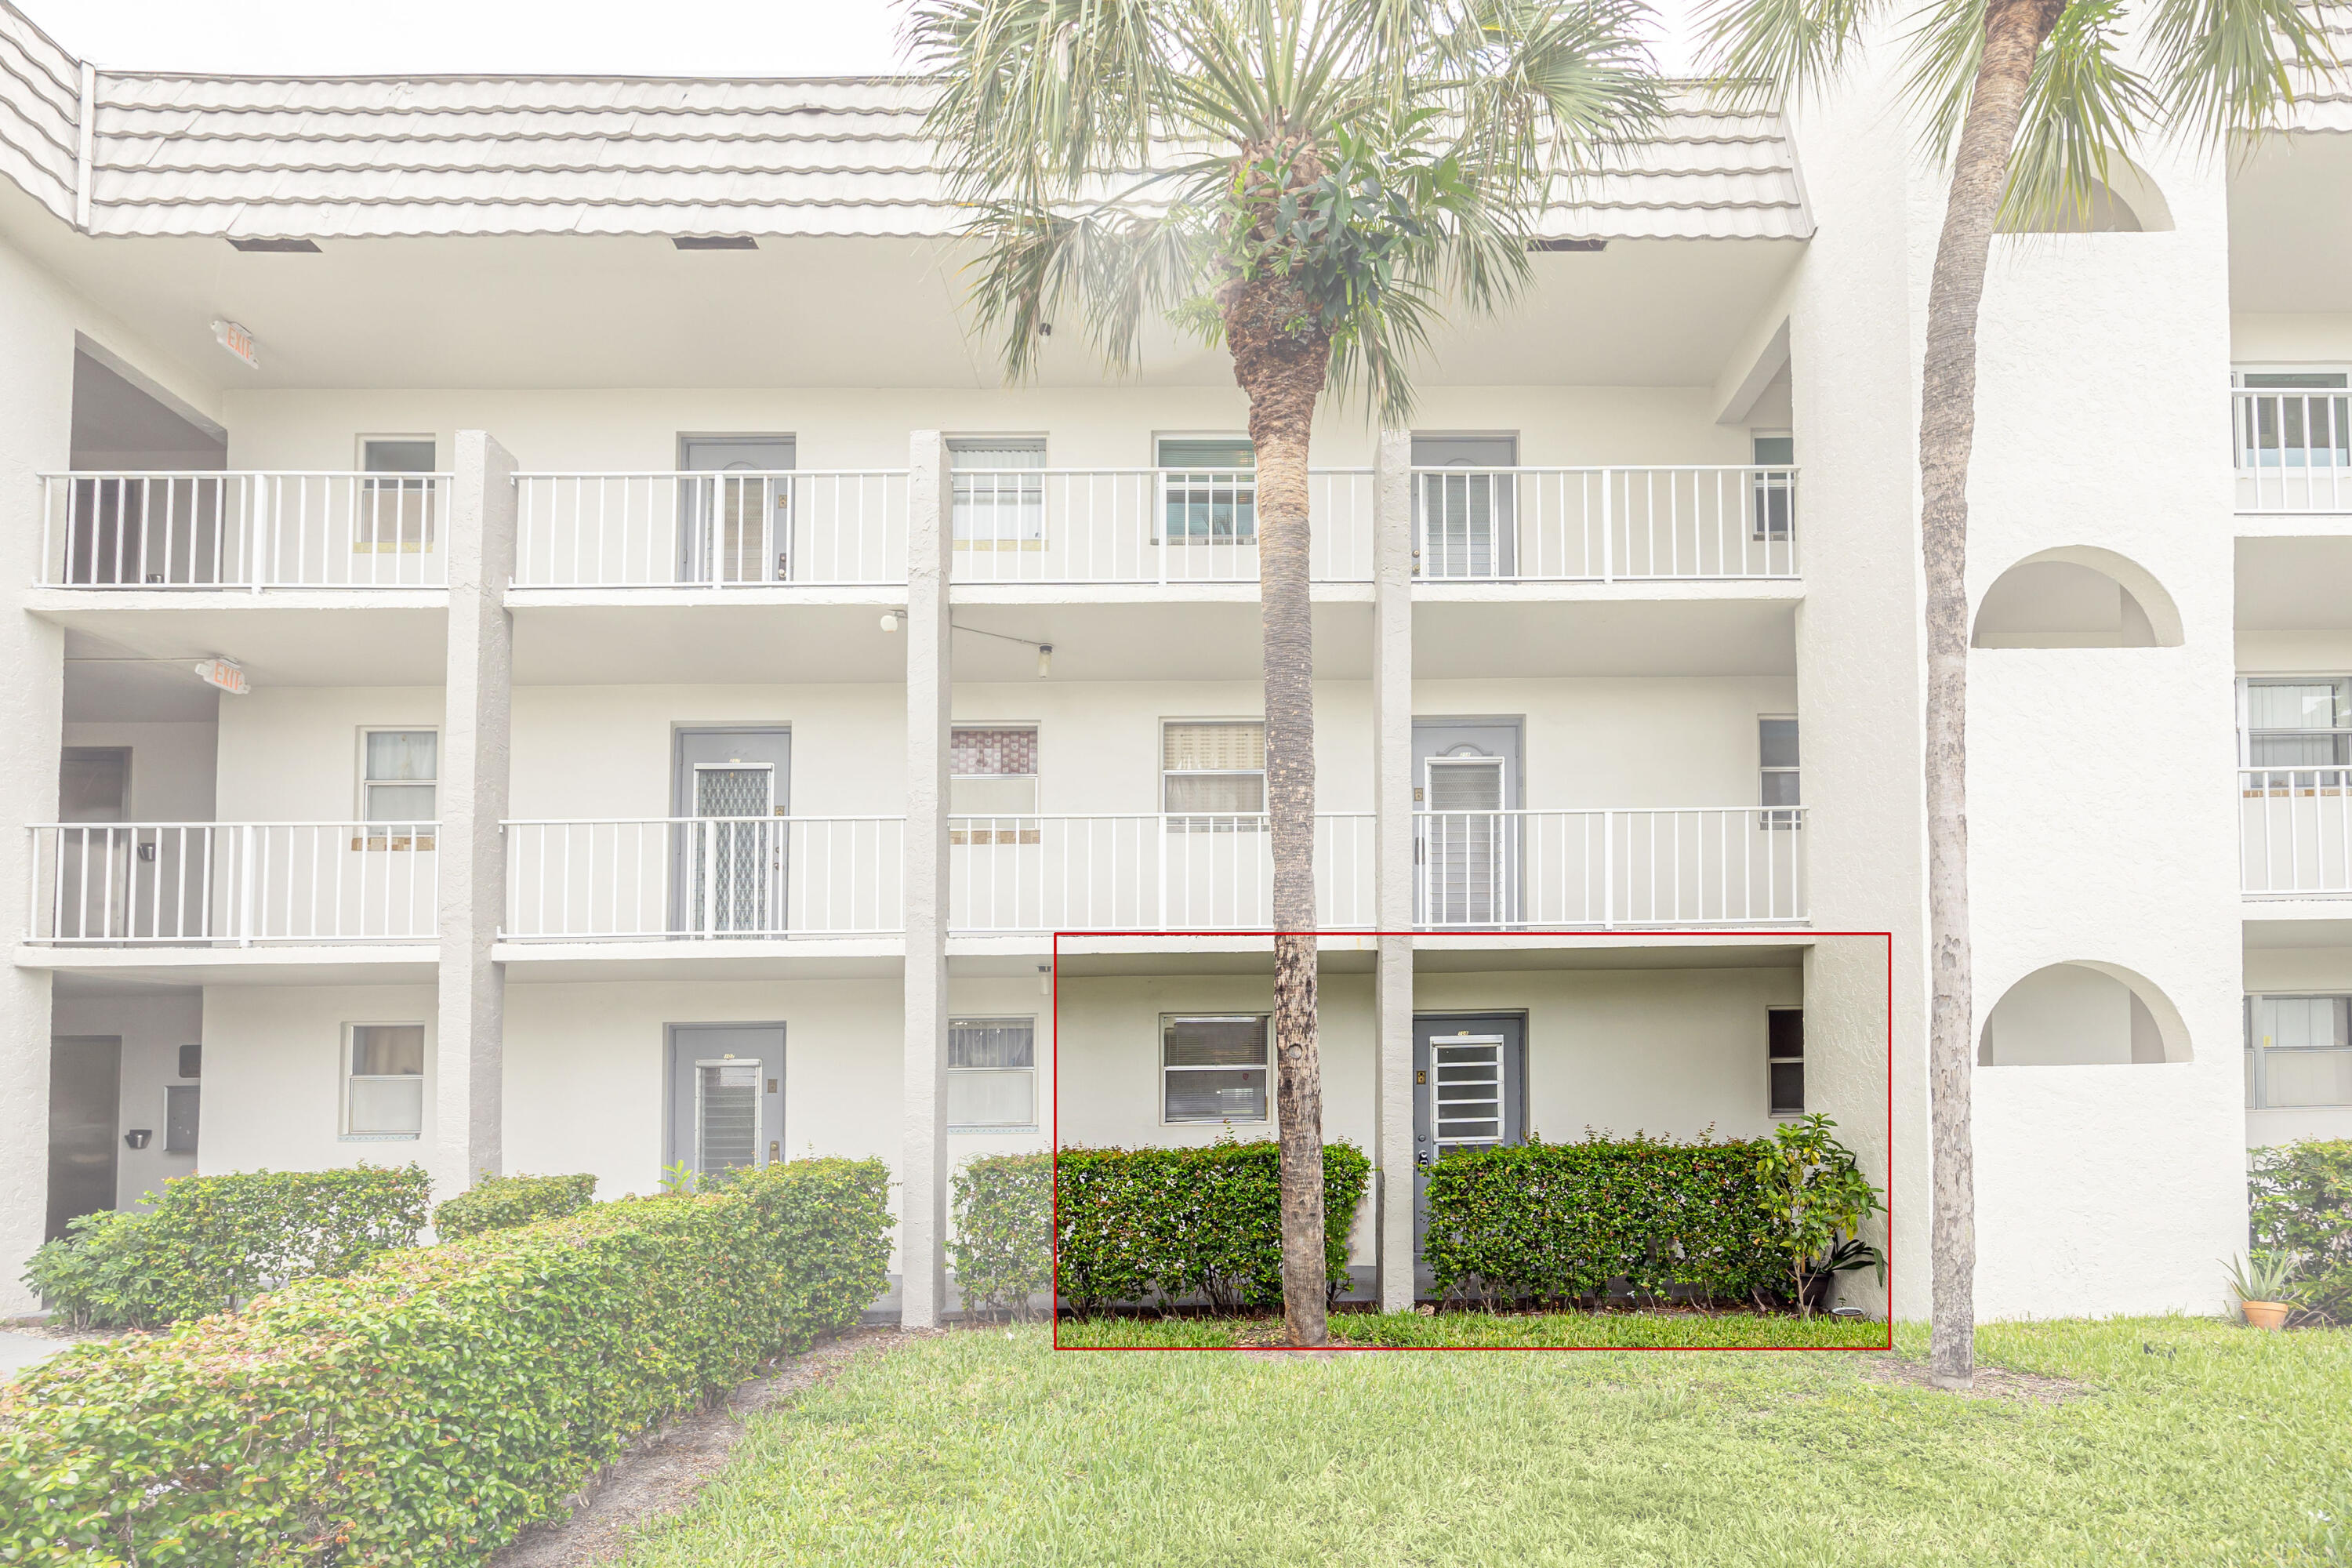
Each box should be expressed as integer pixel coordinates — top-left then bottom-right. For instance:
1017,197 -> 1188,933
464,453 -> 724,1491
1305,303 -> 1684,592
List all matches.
1372,428 -> 1417,1312
901,430 -> 951,1326
433,430 -> 516,1200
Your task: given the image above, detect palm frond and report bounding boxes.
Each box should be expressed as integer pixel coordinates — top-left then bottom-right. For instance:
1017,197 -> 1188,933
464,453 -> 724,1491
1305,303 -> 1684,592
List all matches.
1899,0 -> 2155,229
2143,0 -> 2343,147
1697,0 -> 1886,109
959,194 -> 1217,380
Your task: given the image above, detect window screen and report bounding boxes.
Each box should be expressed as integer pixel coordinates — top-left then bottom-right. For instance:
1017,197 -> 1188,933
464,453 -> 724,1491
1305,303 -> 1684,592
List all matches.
2245,679 -> 2351,771
362,438 -> 437,474
347,1023 -> 424,1136
364,731 -> 437,822
1768,1007 -> 1804,1114
1157,437 -> 1256,543
1760,717 -> 1800,827
950,437 -> 1047,547
165,1084 -> 200,1154
949,1017 -> 1036,1127
1163,721 -> 1266,823
2247,995 -> 2352,1109
951,727 -> 1041,838
1163,1015 -> 1269,1122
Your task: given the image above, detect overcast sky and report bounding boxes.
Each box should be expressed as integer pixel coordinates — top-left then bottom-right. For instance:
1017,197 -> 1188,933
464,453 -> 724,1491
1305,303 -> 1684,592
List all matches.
47,0 -> 1706,78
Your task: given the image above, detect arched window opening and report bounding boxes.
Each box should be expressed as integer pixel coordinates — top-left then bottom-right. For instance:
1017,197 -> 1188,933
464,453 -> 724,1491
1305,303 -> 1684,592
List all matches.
1997,163 -> 2175,234
1978,962 -> 2190,1066
1973,547 -> 2183,649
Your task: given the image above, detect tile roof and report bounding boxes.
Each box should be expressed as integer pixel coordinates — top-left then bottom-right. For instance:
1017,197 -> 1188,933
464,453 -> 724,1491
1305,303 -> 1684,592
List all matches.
0,4 -> 1809,243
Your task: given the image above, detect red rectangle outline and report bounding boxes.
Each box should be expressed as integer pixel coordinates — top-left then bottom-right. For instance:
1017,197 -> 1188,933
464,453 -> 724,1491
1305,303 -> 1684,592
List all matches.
1047,928 -> 1896,1353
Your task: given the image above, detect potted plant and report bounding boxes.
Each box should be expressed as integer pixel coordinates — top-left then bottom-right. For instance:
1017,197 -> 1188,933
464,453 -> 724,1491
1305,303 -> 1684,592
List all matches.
2224,1251 -> 2302,1330
1800,1234 -> 1889,1316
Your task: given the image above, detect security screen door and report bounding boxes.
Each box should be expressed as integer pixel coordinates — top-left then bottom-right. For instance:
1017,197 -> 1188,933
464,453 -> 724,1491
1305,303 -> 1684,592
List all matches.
1412,434 -> 1518,579
677,436 -> 794,585
671,729 -> 790,936
1412,720 -> 1522,927
667,1023 -> 785,1178
1410,1014 -> 1525,1285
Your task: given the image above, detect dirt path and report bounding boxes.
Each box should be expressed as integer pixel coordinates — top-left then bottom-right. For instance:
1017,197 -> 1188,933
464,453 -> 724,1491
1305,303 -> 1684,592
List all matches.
491,1326 -> 931,1567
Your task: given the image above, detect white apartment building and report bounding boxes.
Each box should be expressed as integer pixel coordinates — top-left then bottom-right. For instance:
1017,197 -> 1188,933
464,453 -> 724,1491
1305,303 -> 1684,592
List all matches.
2,2 -> 2344,1324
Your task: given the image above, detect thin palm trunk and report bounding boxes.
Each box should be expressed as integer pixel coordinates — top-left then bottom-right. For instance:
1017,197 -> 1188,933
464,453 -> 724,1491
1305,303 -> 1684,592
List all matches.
1229,274 -> 1332,1347
1919,0 -> 2063,1390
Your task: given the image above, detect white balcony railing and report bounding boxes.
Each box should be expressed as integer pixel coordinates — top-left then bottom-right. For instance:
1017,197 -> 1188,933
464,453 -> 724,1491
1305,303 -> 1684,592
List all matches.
946,469 -> 1374,584
2234,388 -> 2352,512
26,822 -> 439,944
511,472 -> 910,587
502,817 -> 906,938
947,813 -> 1375,931
38,473 -> 451,589
2241,767 -> 2352,896
1410,466 -> 1798,580
1415,808 -> 1808,927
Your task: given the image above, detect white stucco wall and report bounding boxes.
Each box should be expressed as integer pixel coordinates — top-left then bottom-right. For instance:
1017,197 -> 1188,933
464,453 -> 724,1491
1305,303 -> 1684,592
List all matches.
199,984 -> 438,1177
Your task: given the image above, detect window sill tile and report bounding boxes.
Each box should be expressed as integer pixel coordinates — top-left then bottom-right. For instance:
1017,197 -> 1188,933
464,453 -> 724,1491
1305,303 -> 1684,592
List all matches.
340,1132 -> 421,1142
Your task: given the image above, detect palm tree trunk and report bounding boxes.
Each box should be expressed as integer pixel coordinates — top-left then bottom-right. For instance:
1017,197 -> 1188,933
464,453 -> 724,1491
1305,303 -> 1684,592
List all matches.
1226,276 -> 1332,1347
1919,0 -> 2063,1391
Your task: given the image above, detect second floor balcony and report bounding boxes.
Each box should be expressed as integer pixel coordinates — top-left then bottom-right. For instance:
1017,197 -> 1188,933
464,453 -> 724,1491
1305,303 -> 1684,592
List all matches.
2241,765 -> 2352,898
38,472 -> 452,590
23,806 -> 1809,950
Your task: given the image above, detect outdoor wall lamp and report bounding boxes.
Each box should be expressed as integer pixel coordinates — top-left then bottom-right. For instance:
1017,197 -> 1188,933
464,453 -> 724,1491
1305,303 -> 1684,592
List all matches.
124,1129 -> 152,1150
879,610 -> 902,633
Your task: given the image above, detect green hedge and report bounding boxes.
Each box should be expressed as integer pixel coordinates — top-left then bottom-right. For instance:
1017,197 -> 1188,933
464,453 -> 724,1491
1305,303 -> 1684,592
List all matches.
433,1171 -> 599,1240
1054,1140 -> 1372,1314
0,1156 -> 889,1567
2252,1138 -> 2352,1322
21,1164 -> 432,1330
1422,1132 -> 1788,1307
950,1152 -> 1052,1318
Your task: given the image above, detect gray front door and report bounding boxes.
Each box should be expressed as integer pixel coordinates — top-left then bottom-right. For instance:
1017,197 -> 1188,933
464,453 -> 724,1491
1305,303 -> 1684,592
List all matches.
1412,434 -> 1518,579
1411,1014 -> 1526,1291
671,728 -> 790,936
678,435 -> 794,584
1413,720 -> 1522,927
667,1023 -> 786,1178
48,1036 -> 121,1240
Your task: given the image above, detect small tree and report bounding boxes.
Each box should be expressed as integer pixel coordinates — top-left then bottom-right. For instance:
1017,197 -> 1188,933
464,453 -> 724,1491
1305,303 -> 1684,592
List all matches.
1703,0 -> 2339,1383
1755,1113 -> 1886,1316
909,0 -> 1664,1344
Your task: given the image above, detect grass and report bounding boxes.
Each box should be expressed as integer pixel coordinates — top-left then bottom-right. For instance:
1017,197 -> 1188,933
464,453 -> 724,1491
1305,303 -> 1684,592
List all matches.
609,1316 -> 2352,1567
1056,1308 -> 1889,1348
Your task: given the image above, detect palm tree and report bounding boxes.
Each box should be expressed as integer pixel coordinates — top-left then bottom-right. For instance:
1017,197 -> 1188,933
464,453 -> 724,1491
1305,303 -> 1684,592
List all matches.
1700,0 -> 2336,1386
908,0 -> 1662,1344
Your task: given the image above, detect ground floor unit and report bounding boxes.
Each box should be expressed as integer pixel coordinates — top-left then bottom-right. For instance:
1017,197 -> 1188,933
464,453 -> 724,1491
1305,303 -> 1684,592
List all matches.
27,927 -> 2278,1322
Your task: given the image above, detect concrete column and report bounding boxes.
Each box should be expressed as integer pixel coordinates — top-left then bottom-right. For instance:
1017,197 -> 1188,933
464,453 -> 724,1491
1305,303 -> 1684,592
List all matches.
1371,428 -> 1417,1312
432,430 -> 517,1200
901,430 -> 951,1327
0,607 -> 62,1316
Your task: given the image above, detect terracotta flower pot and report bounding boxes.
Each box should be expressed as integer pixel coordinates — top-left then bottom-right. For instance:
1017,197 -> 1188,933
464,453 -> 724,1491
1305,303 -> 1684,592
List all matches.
2241,1300 -> 2293,1330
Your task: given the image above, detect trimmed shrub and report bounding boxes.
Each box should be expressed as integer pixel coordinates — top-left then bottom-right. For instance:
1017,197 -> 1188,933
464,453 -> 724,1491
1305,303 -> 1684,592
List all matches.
0,1156 -> 890,1566
950,1152 -> 1052,1318
1054,1140 -> 1373,1314
2251,1138 -> 2352,1322
21,1164 -> 431,1329
434,1171 -> 599,1240
1421,1132 -> 1791,1307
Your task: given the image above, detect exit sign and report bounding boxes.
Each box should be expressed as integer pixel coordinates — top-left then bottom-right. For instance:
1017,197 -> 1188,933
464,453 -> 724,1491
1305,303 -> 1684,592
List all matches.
210,318 -> 259,369
191,657 -> 249,695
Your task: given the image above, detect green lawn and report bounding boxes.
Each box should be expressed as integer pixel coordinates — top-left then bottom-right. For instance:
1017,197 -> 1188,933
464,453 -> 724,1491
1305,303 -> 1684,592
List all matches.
613,1318 -> 2352,1567
1057,1308 -> 1889,1348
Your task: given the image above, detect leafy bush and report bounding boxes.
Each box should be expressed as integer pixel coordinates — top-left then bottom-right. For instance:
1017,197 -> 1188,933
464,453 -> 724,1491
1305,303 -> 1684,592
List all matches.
1054,1140 -> 1372,1314
951,1152 -> 1053,1318
0,1156 -> 890,1566
433,1171 -> 599,1240
21,1164 -> 431,1329
2251,1138 -> 2352,1322
1755,1113 -> 1887,1314
1423,1131 -> 1803,1308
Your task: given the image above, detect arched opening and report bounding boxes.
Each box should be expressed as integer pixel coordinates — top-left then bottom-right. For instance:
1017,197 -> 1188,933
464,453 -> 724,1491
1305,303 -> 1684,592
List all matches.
1979,961 -> 2190,1066
1972,546 -> 2183,648
1998,162 -> 2175,234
